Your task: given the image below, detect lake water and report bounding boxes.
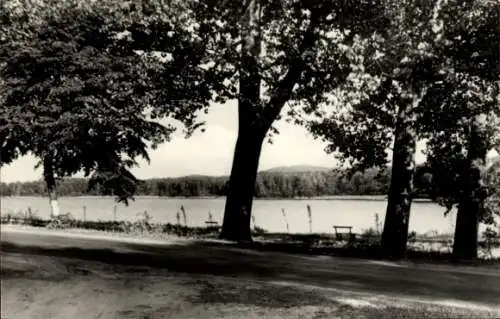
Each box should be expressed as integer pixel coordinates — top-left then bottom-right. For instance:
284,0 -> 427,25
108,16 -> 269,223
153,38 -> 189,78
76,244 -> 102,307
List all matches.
0,196 -> 476,235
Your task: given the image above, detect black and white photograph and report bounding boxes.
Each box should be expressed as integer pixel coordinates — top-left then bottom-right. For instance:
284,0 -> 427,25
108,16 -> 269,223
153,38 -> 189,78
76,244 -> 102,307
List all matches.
1,0 -> 499,317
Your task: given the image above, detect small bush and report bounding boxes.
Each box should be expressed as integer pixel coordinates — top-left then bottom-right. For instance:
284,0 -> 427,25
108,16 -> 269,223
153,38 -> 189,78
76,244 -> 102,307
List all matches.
47,213 -> 75,229
479,227 -> 500,259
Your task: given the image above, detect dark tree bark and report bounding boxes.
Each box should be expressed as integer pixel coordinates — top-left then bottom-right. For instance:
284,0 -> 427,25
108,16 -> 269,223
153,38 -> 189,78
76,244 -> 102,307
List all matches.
219,124 -> 266,241
219,1 -> 320,241
43,155 -> 60,217
453,195 -> 480,260
381,95 -> 419,259
219,0 -> 263,242
453,116 -> 489,260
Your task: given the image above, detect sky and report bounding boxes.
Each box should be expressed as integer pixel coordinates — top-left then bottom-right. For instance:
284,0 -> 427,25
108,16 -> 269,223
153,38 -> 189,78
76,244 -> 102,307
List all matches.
2,100 -> 492,183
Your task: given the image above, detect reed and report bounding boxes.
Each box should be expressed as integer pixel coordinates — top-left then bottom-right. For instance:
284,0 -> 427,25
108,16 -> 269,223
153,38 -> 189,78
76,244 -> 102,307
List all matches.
307,204 -> 312,233
180,205 -> 188,226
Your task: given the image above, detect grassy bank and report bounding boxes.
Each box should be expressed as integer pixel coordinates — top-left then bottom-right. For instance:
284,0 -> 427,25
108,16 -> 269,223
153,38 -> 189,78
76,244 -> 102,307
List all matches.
2,210 -> 499,264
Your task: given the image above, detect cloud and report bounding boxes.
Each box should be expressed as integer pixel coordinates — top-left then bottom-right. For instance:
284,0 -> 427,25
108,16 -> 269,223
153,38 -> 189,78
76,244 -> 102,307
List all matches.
132,124 -> 237,178
1,156 -> 41,183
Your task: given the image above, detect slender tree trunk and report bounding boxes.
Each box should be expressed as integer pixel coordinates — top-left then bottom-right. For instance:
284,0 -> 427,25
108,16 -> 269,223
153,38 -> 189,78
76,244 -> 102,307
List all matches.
453,115 -> 488,260
381,90 -> 425,258
219,0 -> 263,242
43,155 -> 59,217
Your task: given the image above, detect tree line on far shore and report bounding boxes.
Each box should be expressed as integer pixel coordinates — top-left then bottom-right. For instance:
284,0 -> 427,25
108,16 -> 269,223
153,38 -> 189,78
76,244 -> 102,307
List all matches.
0,166 -> 437,199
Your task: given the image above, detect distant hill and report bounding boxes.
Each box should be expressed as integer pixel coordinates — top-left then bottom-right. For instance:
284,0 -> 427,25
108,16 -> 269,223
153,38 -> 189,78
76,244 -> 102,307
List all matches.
172,174 -> 214,179
261,165 -> 332,173
2,164 -> 436,199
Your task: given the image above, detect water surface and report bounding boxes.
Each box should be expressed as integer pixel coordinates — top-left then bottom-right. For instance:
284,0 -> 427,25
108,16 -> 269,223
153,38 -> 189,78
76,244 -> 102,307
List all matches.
1,196 -> 466,235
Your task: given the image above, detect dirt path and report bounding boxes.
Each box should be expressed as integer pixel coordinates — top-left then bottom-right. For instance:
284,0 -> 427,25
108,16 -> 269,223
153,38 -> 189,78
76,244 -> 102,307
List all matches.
2,226 -> 500,318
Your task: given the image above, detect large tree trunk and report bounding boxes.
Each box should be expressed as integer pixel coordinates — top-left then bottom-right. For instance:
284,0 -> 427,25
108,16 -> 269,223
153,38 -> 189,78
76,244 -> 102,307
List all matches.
218,0 -> 318,241
43,155 -> 59,217
453,196 -> 479,260
219,125 -> 266,242
453,115 -> 488,260
381,92 -> 422,259
219,0 -> 263,242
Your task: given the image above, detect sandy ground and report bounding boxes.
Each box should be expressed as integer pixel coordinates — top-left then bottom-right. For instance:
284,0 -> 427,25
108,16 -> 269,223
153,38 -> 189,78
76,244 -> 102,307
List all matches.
2,226 -> 500,319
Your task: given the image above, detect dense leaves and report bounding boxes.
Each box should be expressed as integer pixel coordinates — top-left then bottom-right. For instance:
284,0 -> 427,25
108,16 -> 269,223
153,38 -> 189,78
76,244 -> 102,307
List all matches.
0,0 -> 225,203
307,0 -> 452,169
168,0 -> 395,148
192,0 -> 394,240
484,157 -> 500,221
307,0 -> 499,203
304,0 -> 499,258
420,0 -> 500,224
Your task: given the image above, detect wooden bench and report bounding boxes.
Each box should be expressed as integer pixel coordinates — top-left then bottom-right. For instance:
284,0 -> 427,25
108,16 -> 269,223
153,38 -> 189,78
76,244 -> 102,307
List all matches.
333,226 -> 355,241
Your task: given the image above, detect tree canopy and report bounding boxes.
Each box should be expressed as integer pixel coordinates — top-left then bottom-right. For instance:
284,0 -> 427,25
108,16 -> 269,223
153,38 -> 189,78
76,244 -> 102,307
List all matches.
307,0 -> 499,203
420,0 -> 499,226
0,0 -> 224,202
304,0 -> 499,257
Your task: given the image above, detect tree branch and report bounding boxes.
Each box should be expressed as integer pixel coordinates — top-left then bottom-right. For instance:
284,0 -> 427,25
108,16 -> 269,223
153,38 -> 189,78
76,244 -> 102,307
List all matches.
261,14 -> 320,129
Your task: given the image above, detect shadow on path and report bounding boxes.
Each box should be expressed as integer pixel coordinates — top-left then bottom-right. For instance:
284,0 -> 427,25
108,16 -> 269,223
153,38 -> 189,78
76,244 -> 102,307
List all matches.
2,232 -> 500,307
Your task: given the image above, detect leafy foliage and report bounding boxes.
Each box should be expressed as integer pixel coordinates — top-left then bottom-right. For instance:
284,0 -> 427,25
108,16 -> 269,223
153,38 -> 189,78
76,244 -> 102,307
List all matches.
307,0 -> 455,171
484,157 -> 500,219
0,0 -> 225,203
1,0 -> 393,207
419,0 -> 500,221
307,0 -> 499,182
190,0 -> 392,135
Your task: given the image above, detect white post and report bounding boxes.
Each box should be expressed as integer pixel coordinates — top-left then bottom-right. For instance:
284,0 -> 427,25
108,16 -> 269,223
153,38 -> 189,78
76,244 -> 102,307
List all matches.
50,198 -> 60,217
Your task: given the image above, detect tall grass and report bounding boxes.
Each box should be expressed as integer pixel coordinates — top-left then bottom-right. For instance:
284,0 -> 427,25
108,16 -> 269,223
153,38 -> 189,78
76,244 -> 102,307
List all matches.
307,204 -> 312,233
181,205 -> 188,226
